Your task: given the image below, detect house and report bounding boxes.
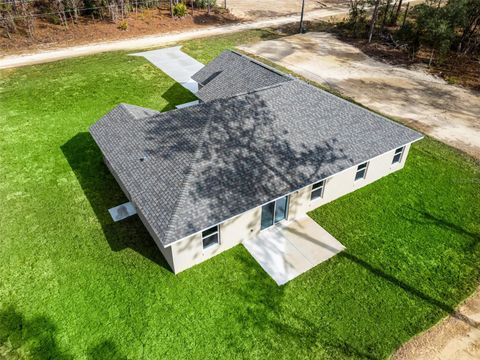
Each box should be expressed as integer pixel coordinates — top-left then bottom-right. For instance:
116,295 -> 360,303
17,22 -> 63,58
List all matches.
89,50 -> 423,274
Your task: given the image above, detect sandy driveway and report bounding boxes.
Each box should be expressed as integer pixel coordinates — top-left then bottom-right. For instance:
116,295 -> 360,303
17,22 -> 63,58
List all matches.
228,0 -> 348,20
239,32 -> 480,159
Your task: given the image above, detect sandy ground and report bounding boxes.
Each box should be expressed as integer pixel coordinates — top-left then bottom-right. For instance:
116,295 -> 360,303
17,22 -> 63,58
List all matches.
228,0 -> 348,20
394,286 -> 480,360
239,32 -> 480,160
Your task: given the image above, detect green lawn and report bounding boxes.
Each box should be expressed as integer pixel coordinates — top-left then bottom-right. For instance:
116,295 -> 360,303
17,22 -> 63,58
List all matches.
1,30 -> 479,360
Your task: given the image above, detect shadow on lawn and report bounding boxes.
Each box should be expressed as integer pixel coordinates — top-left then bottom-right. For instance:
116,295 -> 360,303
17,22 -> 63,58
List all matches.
338,251 -> 480,330
228,249 -> 379,359
0,305 -> 69,359
402,206 -> 480,250
160,82 -> 197,112
87,340 -> 126,360
61,133 -> 172,273
311,208 -> 479,330
0,305 -> 126,360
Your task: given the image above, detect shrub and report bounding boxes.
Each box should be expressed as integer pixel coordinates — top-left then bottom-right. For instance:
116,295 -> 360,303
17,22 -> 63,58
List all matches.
117,20 -> 128,31
173,2 -> 188,17
195,0 -> 216,9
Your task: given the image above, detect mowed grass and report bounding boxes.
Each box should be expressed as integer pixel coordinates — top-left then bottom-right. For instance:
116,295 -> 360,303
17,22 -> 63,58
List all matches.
1,30 -> 480,360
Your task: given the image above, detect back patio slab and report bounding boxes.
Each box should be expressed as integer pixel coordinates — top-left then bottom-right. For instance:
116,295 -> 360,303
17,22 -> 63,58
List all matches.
243,216 -> 345,285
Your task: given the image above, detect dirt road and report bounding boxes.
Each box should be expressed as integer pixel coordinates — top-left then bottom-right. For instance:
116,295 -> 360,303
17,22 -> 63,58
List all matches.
0,5 -> 349,69
239,32 -> 480,160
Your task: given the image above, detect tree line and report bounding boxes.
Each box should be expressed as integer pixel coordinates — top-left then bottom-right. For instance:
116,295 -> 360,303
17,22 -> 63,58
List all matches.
0,0 -> 218,39
348,0 -> 480,63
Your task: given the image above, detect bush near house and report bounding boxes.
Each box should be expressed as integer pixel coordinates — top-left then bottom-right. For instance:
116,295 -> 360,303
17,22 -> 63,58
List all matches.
0,30 -> 479,359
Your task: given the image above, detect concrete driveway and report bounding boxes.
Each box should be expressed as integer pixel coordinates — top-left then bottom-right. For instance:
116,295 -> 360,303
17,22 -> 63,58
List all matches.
243,216 -> 344,285
131,46 -> 204,93
239,32 -> 480,159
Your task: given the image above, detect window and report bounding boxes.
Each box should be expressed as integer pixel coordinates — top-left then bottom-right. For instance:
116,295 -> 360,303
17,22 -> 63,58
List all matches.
392,146 -> 405,165
310,180 -> 325,200
355,162 -> 368,181
202,225 -> 220,249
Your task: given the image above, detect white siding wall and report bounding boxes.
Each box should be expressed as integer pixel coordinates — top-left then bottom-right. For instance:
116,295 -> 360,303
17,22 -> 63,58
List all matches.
292,144 -> 411,216
165,144 -> 412,273
170,207 -> 262,273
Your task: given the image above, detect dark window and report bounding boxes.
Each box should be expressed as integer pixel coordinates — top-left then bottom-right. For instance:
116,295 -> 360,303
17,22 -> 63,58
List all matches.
261,202 -> 275,230
202,225 -> 219,249
274,196 -> 288,223
261,196 -> 289,230
311,180 -> 325,200
392,146 -> 404,165
355,162 -> 368,181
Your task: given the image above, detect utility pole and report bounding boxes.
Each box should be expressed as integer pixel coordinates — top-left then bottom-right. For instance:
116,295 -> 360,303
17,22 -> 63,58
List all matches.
299,0 -> 306,33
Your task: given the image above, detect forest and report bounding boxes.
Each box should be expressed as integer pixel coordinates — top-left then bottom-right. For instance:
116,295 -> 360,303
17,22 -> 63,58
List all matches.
0,0 -> 219,39
348,0 -> 480,62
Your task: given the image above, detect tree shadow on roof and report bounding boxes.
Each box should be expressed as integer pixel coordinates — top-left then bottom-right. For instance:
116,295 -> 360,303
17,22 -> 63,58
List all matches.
144,90 -> 352,242
61,132 -> 173,273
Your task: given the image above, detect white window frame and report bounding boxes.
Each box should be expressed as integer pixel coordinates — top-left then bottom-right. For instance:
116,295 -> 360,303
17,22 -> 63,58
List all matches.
202,225 -> 220,250
391,146 -> 405,165
310,180 -> 325,201
355,162 -> 369,182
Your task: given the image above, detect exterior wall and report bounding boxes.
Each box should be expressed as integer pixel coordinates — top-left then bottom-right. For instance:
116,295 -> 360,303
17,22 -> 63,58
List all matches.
291,144 -> 411,215
166,143 -> 412,273
171,207 -> 262,273
136,211 -> 176,271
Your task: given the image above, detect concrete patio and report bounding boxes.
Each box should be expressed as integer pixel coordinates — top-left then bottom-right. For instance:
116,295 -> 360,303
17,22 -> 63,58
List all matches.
243,216 -> 345,285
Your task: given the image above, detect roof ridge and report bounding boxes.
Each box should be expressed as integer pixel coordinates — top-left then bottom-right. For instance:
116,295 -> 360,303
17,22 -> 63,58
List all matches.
227,81 -> 289,99
230,50 -> 291,78
118,103 -> 160,119
161,114 -> 212,245
117,103 -> 137,116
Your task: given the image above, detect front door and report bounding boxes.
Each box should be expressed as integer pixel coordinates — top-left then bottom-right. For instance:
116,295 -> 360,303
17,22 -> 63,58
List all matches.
260,196 -> 289,230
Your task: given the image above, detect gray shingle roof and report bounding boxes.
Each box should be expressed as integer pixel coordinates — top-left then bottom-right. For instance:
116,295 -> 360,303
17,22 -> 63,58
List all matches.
90,77 -> 423,247
191,51 -> 292,102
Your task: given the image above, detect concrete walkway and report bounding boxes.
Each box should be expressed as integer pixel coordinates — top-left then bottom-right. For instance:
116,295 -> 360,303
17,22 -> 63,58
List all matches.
131,46 -> 203,93
243,216 -> 345,285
